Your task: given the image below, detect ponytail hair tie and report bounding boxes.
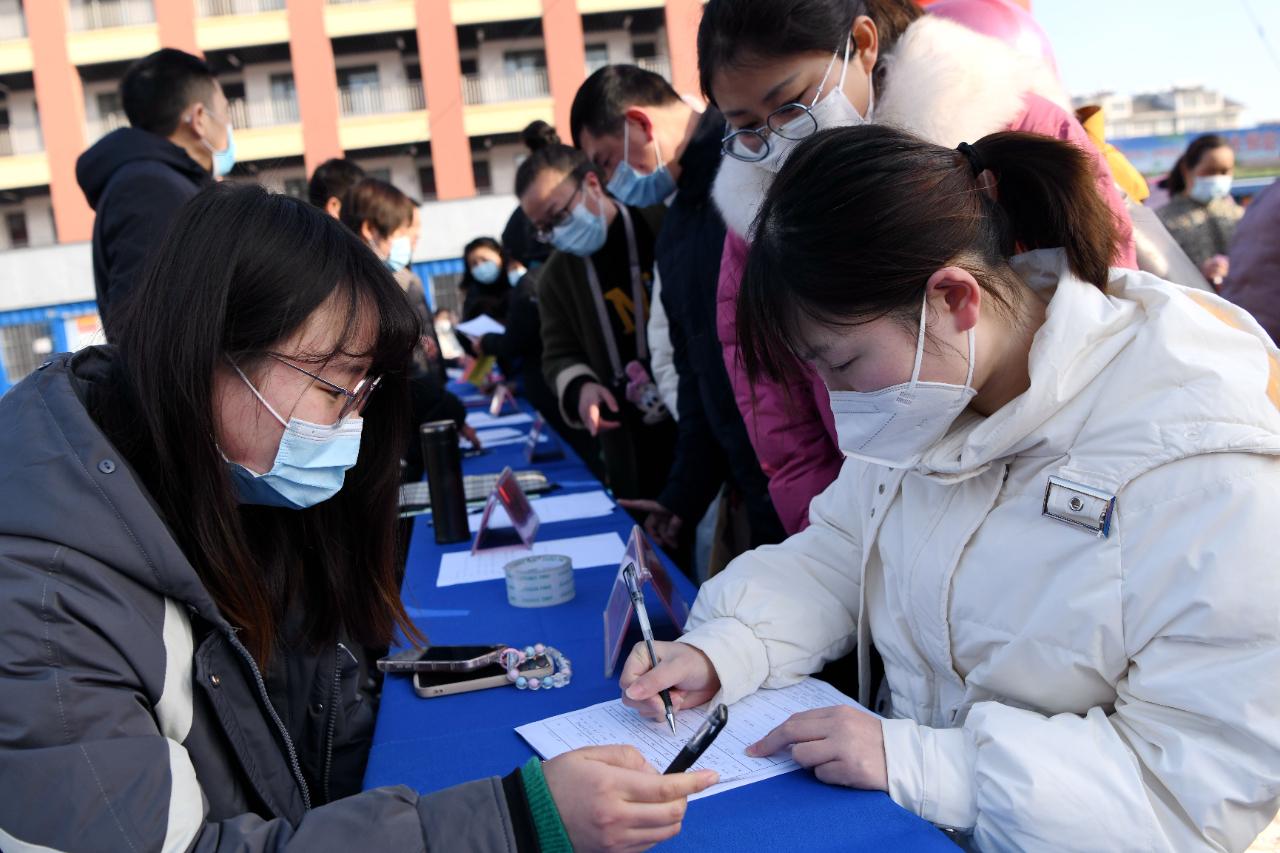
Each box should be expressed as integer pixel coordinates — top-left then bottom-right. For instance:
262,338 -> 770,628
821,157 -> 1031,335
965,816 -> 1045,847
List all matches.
957,142 -> 985,177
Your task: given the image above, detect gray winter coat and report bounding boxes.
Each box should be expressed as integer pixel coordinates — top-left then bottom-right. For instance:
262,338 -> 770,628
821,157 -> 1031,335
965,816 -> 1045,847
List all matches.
0,350 -> 522,851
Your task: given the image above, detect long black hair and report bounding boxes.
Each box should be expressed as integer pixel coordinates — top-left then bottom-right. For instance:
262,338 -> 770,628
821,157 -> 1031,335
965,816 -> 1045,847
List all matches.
696,0 -> 922,101
1159,133 -> 1230,195
111,182 -> 423,665
738,126 -> 1119,383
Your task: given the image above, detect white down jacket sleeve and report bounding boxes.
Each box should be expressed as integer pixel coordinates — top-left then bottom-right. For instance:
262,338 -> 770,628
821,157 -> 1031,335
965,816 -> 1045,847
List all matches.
678,464 -> 864,705
881,452 -> 1280,852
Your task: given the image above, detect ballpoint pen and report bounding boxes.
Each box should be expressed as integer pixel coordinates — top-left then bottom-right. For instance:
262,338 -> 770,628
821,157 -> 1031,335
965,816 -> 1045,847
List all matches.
623,563 -> 677,734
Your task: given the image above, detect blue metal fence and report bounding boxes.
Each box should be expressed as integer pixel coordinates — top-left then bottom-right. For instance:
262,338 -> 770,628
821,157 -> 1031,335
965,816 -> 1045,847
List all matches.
0,301 -> 100,394
0,260 -> 468,395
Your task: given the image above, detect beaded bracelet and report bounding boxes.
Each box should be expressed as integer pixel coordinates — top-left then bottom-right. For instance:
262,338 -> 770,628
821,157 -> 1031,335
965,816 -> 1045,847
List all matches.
500,644 -> 573,691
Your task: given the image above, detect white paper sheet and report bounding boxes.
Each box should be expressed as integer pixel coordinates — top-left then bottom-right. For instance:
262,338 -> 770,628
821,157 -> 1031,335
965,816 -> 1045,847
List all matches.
454,315 -> 507,338
468,489 -> 615,533
465,412 -> 535,429
436,532 -> 627,587
474,427 -> 523,443
482,433 -> 552,449
516,678 -> 876,800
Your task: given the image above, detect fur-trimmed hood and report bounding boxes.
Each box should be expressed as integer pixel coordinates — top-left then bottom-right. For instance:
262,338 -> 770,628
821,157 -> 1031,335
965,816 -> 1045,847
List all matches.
711,14 -> 1069,238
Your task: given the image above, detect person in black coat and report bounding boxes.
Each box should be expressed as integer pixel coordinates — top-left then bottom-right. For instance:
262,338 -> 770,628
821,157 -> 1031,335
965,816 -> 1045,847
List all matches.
458,236 -> 511,323
572,65 -> 785,557
76,49 -> 231,339
478,259 -> 604,482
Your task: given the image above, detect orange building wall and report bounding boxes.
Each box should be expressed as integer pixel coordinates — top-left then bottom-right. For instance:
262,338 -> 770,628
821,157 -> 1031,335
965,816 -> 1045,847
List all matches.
26,1 -> 93,243
416,0 -> 474,200
663,0 -> 702,97
155,0 -> 200,55
541,0 -> 586,138
286,0 -> 343,176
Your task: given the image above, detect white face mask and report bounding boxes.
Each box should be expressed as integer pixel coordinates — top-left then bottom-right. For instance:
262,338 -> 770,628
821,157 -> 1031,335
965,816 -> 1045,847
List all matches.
753,39 -> 874,175
827,293 -> 976,468
1189,174 -> 1232,204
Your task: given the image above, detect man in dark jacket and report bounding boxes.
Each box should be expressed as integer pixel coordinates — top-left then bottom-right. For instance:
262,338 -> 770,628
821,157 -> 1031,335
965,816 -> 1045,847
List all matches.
572,65 -> 785,559
76,49 -> 228,338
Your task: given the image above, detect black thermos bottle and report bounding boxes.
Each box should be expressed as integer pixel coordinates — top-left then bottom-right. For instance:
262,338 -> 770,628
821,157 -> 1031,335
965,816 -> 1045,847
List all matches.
420,420 -> 470,544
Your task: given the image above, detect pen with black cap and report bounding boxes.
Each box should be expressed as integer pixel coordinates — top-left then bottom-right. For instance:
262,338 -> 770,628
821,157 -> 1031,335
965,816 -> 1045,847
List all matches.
622,563 -> 677,734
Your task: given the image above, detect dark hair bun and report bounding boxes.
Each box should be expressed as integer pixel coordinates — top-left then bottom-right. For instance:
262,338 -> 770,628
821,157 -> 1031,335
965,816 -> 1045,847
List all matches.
521,120 -> 561,152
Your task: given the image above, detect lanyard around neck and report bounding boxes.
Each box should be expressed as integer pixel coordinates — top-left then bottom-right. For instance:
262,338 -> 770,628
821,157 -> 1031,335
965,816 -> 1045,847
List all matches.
584,204 -> 647,384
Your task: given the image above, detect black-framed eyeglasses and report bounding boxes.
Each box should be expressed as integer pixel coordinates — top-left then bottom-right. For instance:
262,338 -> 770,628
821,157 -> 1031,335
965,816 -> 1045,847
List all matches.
267,353 -> 381,420
533,178 -> 585,243
720,43 -> 844,163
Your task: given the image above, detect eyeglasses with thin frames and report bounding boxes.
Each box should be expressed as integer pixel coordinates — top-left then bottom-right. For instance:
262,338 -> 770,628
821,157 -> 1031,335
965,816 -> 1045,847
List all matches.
720,41 -> 846,163
266,353 -> 381,421
533,178 -> 586,243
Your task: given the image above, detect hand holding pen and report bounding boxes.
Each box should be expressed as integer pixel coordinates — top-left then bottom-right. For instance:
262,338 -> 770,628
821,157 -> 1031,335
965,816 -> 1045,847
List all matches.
621,564 -> 677,733
618,638 -> 722,726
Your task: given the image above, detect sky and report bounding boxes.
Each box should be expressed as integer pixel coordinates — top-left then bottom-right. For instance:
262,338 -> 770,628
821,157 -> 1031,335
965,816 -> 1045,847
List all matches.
1034,0 -> 1280,126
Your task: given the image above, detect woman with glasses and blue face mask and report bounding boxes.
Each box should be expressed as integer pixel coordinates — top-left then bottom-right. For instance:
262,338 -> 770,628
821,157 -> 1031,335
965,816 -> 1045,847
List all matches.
698,0 -> 1139,537
620,125 -> 1280,852
0,183 -> 717,853
515,138 -> 679,509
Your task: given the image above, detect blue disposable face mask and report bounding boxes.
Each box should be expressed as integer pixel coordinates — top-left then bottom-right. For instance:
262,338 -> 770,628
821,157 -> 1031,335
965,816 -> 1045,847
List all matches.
551,187 -> 608,257
508,267 -> 526,286
224,363 -> 364,509
385,236 -> 412,273
195,108 -> 237,177
1189,174 -> 1232,204
471,260 -> 501,284
607,122 -> 677,207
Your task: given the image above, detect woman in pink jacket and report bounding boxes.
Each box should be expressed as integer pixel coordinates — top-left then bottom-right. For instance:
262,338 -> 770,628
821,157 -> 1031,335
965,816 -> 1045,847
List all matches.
700,0 -> 1137,533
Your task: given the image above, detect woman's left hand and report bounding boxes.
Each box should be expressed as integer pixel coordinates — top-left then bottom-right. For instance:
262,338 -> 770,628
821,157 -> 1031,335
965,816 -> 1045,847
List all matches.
746,705 -> 888,792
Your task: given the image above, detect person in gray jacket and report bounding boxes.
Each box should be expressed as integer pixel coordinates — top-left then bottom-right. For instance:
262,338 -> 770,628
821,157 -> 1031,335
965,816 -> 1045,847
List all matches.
0,183 -> 715,853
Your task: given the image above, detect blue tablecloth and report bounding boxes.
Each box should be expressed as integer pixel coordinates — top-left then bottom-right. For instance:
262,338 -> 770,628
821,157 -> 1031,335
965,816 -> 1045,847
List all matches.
363,397 -> 952,851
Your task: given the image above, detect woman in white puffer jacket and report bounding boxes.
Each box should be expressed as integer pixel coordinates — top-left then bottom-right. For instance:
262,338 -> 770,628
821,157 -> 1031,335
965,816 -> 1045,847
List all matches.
619,126 -> 1280,851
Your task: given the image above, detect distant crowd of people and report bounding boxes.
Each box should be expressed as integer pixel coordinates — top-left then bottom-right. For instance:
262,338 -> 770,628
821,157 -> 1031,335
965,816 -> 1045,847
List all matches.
2,1 -> 1278,851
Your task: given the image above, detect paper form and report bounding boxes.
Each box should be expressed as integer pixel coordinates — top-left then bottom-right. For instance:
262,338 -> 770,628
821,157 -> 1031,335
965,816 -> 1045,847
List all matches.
473,427 -> 523,443
516,678 -> 876,800
465,412 -> 535,429
468,490 -> 616,533
436,532 -> 626,587
454,315 -> 507,338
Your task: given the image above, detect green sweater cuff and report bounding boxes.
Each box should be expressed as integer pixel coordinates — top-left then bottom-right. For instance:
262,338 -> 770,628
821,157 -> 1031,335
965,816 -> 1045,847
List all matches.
521,756 -> 574,852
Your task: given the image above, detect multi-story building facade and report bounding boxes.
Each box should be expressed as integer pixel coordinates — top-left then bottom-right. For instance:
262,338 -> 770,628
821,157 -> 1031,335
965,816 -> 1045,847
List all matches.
0,0 -> 701,253
1072,86 -> 1245,140
0,0 -> 701,385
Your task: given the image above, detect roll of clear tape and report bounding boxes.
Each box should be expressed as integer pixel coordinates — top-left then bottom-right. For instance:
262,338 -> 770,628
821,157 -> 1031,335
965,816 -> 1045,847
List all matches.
504,554 -> 575,608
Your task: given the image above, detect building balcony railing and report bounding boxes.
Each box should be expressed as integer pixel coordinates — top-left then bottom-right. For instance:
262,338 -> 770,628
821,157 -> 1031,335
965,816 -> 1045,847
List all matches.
198,0 -> 285,15
585,55 -> 672,81
634,56 -> 671,81
0,126 -> 44,157
68,0 -> 155,32
0,9 -> 26,40
338,83 -> 426,118
228,96 -> 300,128
86,111 -> 130,143
461,69 -> 551,106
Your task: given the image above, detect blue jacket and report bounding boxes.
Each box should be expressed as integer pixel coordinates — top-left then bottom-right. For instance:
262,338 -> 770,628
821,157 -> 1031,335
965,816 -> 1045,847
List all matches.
76,127 -> 211,338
